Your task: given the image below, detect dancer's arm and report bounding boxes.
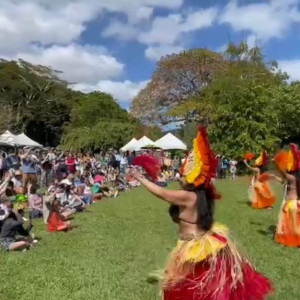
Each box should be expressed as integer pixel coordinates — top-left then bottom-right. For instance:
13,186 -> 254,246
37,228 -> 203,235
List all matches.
243,160 -> 258,172
133,170 -> 195,205
269,173 -> 283,183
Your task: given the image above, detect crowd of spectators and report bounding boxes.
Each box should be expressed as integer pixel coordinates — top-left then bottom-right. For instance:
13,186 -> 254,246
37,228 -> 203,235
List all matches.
0,148 -> 182,252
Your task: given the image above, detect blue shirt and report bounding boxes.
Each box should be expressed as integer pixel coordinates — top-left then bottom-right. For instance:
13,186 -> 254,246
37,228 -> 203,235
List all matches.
22,158 -> 37,174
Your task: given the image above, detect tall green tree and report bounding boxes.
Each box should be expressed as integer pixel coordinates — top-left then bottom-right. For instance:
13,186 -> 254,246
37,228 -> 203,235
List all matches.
0,59 -> 75,145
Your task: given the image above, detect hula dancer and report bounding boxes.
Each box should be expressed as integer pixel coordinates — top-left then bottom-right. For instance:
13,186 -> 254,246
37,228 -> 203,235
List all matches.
244,151 -> 275,209
133,127 -> 272,300
273,144 -> 300,247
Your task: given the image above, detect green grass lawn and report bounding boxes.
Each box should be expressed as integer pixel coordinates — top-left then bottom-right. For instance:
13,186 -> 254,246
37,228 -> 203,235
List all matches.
0,178 -> 299,300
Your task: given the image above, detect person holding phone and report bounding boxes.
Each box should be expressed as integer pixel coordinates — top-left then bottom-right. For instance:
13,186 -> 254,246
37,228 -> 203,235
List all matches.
21,148 -> 39,193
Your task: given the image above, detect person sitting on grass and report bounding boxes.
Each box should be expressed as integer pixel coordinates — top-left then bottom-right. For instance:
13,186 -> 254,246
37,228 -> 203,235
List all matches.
0,201 -> 35,252
47,199 -> 72,233
28,183 -> 43,219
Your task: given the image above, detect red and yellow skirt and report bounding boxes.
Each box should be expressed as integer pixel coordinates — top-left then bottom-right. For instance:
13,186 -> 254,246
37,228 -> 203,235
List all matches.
163,223 -> 272,300
250,181 -> 275,209
275,199 -> 300,247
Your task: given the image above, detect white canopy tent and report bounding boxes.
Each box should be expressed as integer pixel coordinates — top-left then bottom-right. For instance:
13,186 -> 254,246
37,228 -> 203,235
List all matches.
121,138 -> 138,152
0,130 -> 18,146
133,136 -> 154,151
155,133 -> 187,150
15,133 -> 42,148
0,131 -> 42,147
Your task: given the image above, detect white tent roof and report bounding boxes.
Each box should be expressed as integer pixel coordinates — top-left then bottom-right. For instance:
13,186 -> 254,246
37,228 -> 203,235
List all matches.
0,131 -> 42,147
121,138 -> 138,151
133,136 -> 153,151
0,130 -> 18,146
15,133 -> 42,148
155,133 -> 187,150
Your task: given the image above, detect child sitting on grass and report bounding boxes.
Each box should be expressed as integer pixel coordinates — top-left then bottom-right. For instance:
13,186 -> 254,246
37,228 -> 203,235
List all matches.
47,199 -> 72,233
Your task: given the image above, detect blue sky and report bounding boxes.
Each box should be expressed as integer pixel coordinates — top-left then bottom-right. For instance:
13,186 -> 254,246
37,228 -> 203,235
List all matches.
1,0 -> 300,110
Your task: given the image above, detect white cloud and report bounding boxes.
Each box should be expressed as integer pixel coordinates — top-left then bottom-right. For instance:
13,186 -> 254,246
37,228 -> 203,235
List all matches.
0,1 -> 101,53
102,21 -> 139,41
145,45 -> 184,61
137,7 -> 218,60
71,80 -> 149,102
0,0 -> 184,54
6,44 -> 124,84
181,8 -> 218,32
278,59 -> 300,81
219,1 -> 300,41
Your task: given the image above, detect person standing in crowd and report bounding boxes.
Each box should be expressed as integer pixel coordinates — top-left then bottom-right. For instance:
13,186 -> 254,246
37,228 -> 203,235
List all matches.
6,151 -> 20,174
229,158 -> 238,180
120,154 -> 128,174
115,151 -> 121,171
65,153 -> 76,174
172,156 -> 180,178
221,156 -> 229,179
21,148 -> 39,192
127,151 -> 135,167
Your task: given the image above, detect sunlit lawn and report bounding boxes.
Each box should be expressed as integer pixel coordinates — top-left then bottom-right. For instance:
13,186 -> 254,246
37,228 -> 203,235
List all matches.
0,177 -> 298,300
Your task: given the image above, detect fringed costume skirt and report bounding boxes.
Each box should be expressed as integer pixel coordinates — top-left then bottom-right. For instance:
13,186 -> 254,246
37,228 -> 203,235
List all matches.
251,181 -> 275,209
275,199 -> 300,247
163,223 -> 272,300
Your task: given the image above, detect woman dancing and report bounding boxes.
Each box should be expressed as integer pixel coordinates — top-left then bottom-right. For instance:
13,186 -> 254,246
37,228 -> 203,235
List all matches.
133,127 -> 272,300
273,144 -> 300,247
244,151 -> 275,209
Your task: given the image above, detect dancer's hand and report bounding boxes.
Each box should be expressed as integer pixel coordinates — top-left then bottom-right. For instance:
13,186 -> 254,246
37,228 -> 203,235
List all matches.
131,168 -> 143,180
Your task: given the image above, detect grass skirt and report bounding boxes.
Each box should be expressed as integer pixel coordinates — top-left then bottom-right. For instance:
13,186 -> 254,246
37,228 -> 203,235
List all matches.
163,223 -> 272,300
275,199 -> 300,247
249,181 -> 275,209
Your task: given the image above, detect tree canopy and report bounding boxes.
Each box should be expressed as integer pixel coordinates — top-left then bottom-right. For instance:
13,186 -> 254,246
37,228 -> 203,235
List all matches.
0,59 -> 75,146
0,59 -> 162,150
61,91 -> 163,151
131,42 -> 300,157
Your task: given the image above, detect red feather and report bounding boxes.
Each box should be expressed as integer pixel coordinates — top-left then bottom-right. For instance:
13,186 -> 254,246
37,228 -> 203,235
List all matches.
244,152 -> 255,161
133,155 -> 161,180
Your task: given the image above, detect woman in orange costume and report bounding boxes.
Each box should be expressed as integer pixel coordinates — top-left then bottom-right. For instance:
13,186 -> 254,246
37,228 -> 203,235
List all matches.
273,144 -> 300,247
244,151 -> 275,209
133,127 -> 272,300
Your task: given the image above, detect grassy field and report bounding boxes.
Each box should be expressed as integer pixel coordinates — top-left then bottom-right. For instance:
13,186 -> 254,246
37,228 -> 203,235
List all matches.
0,177 -> 299,300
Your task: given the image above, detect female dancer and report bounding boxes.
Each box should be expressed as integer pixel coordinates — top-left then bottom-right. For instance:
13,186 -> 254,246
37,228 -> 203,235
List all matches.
273,144 -> 300,247
133,127 -> 272,300
244,151 -> 275,209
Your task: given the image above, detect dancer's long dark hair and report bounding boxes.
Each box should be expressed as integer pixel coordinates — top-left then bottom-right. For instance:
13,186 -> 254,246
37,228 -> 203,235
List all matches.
169,184 -> 215,232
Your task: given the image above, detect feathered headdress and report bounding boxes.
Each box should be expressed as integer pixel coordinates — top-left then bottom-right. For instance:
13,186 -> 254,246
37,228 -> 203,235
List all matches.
273,144 -> 300,172
287,144 -> 300,172
273,150 -> 289,172
132,155 -> 161,180
255,150 -> 268,167
180,127 -> 218,188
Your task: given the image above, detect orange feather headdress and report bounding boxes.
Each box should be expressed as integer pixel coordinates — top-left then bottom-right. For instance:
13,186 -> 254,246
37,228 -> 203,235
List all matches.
180,127 -> 218,189
273,144 -> 300,172
244,152 -> 255,162
255,150 -> 268,167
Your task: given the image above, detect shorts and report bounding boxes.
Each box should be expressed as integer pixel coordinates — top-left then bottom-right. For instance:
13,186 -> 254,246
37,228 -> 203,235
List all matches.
1,237 -> 16,251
